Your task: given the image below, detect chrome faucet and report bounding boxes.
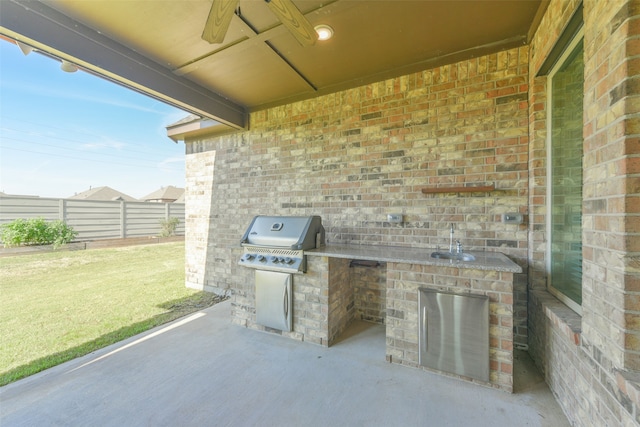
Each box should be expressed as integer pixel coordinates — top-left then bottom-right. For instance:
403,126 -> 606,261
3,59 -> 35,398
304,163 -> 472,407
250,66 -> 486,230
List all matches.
449,223 -> 455,253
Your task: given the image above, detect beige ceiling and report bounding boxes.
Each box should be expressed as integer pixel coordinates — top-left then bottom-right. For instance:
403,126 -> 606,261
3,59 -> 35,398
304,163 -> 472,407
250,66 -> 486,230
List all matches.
1,0 -> 546,129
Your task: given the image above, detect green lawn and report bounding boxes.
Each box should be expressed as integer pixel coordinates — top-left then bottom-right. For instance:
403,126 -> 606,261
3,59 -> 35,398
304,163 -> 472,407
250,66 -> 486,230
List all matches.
0,241 -> 224,386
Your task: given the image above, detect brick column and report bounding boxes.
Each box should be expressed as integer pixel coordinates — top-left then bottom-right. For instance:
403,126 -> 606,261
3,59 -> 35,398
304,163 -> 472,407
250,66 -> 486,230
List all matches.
583,0 -> 640,371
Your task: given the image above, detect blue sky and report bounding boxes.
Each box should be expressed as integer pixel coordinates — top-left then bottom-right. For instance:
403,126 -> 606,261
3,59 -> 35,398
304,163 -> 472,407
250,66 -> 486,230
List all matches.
0,38 -> 188,199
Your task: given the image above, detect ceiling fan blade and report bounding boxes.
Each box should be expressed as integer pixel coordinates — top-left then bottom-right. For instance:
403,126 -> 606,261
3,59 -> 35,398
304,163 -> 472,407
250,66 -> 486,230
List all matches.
202,0 -> 239,44
265,0 -> 317,46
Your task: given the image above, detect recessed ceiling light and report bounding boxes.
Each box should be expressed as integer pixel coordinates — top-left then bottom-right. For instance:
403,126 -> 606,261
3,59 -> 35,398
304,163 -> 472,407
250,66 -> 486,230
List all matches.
314,25 -> 334,41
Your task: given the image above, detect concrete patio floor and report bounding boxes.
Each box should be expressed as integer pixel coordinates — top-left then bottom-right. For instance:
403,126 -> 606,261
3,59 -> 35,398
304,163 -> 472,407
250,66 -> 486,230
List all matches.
1,300 -> 570,427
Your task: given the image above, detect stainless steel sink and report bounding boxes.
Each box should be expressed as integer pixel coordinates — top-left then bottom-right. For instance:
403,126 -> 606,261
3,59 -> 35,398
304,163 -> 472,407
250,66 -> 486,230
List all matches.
430,251 -> 476,262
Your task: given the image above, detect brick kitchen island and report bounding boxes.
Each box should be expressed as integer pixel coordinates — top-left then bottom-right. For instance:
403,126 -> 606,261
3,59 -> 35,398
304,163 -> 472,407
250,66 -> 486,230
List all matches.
302,245 -> 522,392
234,244 -> 521,392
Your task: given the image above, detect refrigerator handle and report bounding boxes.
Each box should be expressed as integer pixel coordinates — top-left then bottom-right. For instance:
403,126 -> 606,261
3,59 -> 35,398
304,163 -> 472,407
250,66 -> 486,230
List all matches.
422,306 -> 427,352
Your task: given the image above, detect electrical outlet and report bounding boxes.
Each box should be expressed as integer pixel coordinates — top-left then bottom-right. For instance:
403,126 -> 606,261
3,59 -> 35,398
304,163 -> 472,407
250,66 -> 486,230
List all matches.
387,213 -> 403,223
502,213 -> 523,224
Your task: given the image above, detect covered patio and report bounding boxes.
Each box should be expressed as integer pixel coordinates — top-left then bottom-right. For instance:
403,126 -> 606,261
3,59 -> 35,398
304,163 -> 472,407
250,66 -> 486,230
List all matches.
0,300 -> 568,426
1,1 -> 638,425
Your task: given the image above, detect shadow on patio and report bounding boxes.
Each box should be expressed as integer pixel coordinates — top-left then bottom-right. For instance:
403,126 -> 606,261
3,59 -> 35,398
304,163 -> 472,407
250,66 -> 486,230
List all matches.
0,299 -> 569,426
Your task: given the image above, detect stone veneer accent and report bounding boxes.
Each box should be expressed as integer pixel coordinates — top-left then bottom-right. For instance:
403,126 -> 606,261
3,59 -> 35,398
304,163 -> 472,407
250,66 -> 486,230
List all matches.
386,262 -> 514,392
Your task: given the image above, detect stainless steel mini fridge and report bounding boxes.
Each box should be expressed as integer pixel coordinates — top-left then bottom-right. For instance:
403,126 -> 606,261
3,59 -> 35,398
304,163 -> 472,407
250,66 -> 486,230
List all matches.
418,288 -> 489,382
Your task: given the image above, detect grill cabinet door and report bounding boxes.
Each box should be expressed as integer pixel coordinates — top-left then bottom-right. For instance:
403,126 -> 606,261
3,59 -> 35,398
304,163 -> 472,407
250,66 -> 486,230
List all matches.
255,270 -> 292,332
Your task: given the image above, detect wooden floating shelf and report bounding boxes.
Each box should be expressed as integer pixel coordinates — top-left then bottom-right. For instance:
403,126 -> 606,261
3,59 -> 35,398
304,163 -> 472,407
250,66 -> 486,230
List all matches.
421,184 -> 496,194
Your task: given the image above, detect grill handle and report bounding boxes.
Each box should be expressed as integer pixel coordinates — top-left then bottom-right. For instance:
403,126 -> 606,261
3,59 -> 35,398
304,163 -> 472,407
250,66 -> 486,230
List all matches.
283,286 -> 289,319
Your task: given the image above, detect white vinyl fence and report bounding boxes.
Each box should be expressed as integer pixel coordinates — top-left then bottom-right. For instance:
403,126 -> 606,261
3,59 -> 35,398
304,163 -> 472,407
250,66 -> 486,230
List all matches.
0,196 -> 185,242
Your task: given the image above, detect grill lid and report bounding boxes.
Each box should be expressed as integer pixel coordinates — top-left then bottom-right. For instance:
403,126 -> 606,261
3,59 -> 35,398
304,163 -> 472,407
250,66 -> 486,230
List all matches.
240,215 -> 324,250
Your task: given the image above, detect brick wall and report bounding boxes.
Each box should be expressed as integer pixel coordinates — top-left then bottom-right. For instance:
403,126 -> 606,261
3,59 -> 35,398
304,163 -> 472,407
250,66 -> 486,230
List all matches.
185,45 -> 530,347
351,262 -> 387,324
184,149 -> 223,293
385,262 -> 514,392
181,0 -> 640,422
232,256 -> 353,346
528,0 -> 640,425
327,257 -> 354,344
582,0 -> 640,373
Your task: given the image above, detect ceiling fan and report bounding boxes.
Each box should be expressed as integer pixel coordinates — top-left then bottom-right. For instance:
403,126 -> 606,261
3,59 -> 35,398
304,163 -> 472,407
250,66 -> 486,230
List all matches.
202,0 -> 317,46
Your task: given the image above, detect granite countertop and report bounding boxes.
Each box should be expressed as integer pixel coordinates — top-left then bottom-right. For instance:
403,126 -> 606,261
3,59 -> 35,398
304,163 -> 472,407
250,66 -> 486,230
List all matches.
306,244 -> 522,273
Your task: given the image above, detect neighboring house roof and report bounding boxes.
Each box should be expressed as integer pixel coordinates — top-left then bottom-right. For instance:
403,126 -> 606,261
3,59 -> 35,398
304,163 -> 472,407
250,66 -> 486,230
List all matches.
140,186 -> 185,203
0,193 -> 40,198
69,186 -> 138,202
173,192 -> 185,203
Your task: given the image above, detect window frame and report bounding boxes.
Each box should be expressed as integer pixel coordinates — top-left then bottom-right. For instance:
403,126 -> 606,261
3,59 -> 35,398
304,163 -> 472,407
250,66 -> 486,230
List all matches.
545,27 -> 585,315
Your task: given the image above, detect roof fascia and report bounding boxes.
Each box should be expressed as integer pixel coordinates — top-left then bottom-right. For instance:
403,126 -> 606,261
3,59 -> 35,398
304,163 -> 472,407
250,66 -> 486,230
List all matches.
0,0 -> 247,129
165,117 -> 237,143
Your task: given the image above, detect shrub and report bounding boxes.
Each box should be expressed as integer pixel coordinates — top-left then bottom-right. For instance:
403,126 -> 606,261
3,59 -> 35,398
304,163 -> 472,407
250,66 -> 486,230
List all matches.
0,218 -> 78,249
159,217 -> 180,237
47,220 -> 79,249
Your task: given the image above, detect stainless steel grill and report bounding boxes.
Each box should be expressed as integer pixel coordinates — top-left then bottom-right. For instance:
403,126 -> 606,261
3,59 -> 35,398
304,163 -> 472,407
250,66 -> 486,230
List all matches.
238,215 -> 325,273
238,215 -> 325,332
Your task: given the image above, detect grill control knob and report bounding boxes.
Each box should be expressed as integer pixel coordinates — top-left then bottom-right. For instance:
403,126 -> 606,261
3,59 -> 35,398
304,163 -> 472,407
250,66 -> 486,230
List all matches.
284,257 -> 293,264
257,255 -> 266,262
278,257 -> 285,263
243,254 -> 255,261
